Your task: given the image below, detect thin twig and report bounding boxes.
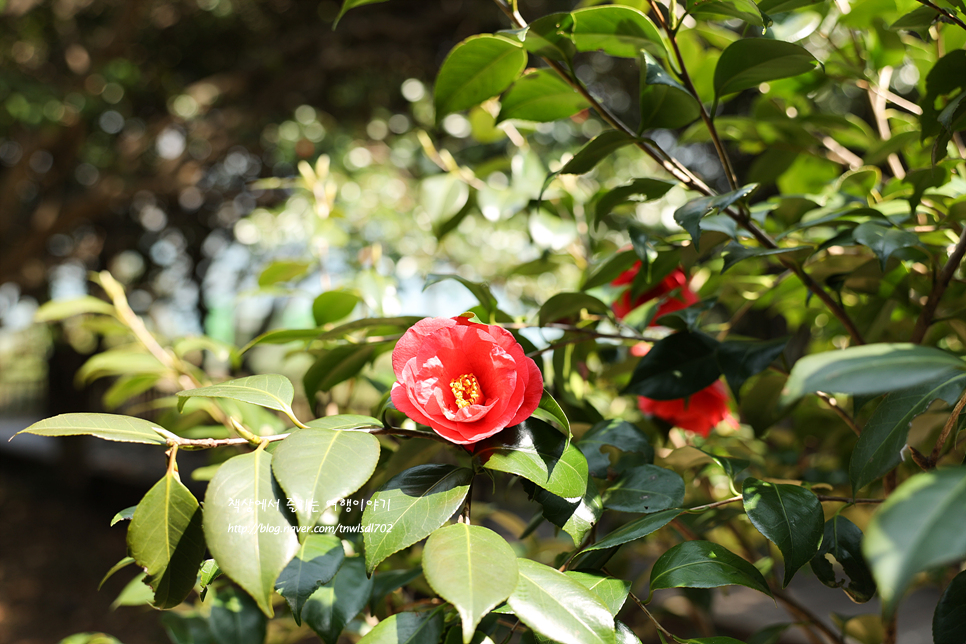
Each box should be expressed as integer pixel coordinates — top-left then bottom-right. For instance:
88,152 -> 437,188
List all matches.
815,392 -> 862,436
686,495 -> 743,512
915,0 -> 966,30
774,589 -> 846,644
926,387 -> 966,467
627,589 -> 677,641
911,230 -> 966,342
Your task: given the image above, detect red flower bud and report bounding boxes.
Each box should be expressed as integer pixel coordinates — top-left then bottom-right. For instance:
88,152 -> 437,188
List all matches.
390,316 -> 543,444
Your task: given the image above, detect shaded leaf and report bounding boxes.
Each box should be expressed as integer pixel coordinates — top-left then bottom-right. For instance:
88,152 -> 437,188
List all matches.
604,464 -> 685,514
424,274 -> 498,316
571,6 -> 667,59
304,344 -> 377,399
624,332 -> 721,400
275,534 -> 345,625
810,516 -> 876,603
933,570 -> 966,644
534,389 -> 571,437
498,70 -> 590,123
714,39 -> 818,97
302,557 -> 374,644
649,540 -> 772,597
334,0 -> 387,26
209,587 -> 267,644
580,508 -> 682,553
577,419 -> 654,478
673,185 -> 757,246
435,35 -> 528,117
560,131 -> 637,176
594,179 -> 675,226
852,222 -> 919,271
523,13 -> 577,61
715,337 -> 788,401
538,292 -> 611,326
357,611 -> 445,644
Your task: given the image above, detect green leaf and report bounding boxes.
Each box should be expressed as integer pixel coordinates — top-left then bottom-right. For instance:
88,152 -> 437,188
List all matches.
934,570 -> 966,644
696,448 -> 749,480
498,70 -> 590,123
304,344 -> 377,399
424,274 -> 499,316
508,558 -> 617,644
242,316 -> 424,352
275,534 -> 345,625
564,571 -> 630,616
571,6 -> 667,59
370,567 -> 424,610
580,508 -> 682,553
720,242 -> 810,274
362,464 -> 473,573
559,131 -> 637,175
359,612 -> 445,644
15,413 -> 166,445
475,419 -> 589,499
34,296 -> 115,322
864,467 -> 966,617
423,524 -> 519,643
435,35 -> 528,118
649,540 -> 772,597
604,464 -> 685,514
110,505 -> 137,526
782,344 -> 966,403
111,572 -> 154,608
209,587 -> 267,644
306,414 -> 382,431
98,556 -> 135,590
594,179 -> 675,226
538,292 -> 611,326
159,612 -> 212,644
523,13 -> 576,61
673,184 -> 757,246
852,222 -> 919,271
582,252 -> 638,290
127,471 -> 206,609
577,419 -> 654,478
198,559 -> 221,600
177,374 -> 296,417
616,621 -> 643,644
810,516 -> 876,603
313,291 -> 360,326
76,349 -> 167,384
272,426 -> 380,528
537,478 -> 604,546
713,39 -> 818,98
421,174 -> 470,224
689,0 -> 766,26
742,478 -> 823,587
257,260 -> 312,287
624,332 -> 721,400
534,389 -> 571,437
639,83 -> 702,132
904,166 -> 950,216
715,338 -> 788,401
203,449 -> 300,617
333,0 -> 387,26
850,372 -> 966,493
302,557 -> 374,644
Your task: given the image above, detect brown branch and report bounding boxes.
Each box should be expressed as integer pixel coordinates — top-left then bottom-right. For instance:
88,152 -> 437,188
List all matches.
815,392 -> 862,436
627,589 -> 677,641
773,589 -> 847,644
925,386 -> 966,467
915,0 -> 966,30
911,230 -> 966,342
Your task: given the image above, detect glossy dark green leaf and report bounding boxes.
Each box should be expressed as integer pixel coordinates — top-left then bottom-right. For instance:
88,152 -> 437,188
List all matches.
582,251 -> 639,289
598,181 -> 676,230
581,508 -> 682,553
177,374 -> 296,416
334,0 -> 388,26
571,6 -> 666,59
498,70 -> 589,123
852,222 -> 919,271
560,131 -> 637,175
533,477 -> 603,546
850,372 -> 966,493
209,587 -> 267,644
423,524 -> 518,643
159,612 -> 212,644
127,471 -> 205,609
624,332 -> 721,400
370,568 -> 423,610
742,478 -> 823,587
538,292 -> 611,326
275,534 -> 345,625
203,450 -> 300,616
649,541 -> 772,597
864,467 -> 966,617
424,274 -> 498,315
715,337 -> 788,401
16,413 -> 166,445
713,39 -> 818,98
673,185 -> 757,246
534,389 -> 571,437
272,426 -> 380,528
98,557 -> 135,591
34,295 -> 115,322
565,571 -> 630,616
577,419 -> 653,478
904,166 -> 950,215
696,449 -> 749,481
257,260 -> 312,287
357,611 -> 445,644
616,621 -> 643,644
313,291 -> 360,326
639,83 -> 702,132
933,570 -> 966,644
475,419 -> 589,499
302,557 -> 374,644
604,464 -> 684,514
508,558 -> 617,644
756,0 -> 820,11
782,344 -> 966,403
435,35 -> 528,118
810,516 -> 876,603
720,242 -> 810,274
304,344 -> 377,399
362,464 -> 473,573
523,13 -> 576,61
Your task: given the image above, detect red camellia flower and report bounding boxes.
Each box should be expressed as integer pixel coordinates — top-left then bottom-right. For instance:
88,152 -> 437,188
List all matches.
637,381 -> 738,438
390,315 -> 544,444
611,264 -> 699,322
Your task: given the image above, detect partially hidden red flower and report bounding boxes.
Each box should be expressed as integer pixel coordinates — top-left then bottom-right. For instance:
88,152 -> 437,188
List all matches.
390,315 -> 544,445
611,264 -> 699,322
632,343 -> 737,438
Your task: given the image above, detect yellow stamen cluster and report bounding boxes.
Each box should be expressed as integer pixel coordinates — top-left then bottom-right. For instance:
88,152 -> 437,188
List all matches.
450,373 -> 482,409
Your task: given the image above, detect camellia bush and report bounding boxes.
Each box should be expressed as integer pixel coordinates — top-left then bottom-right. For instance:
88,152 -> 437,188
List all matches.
14,0 -> 966,642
